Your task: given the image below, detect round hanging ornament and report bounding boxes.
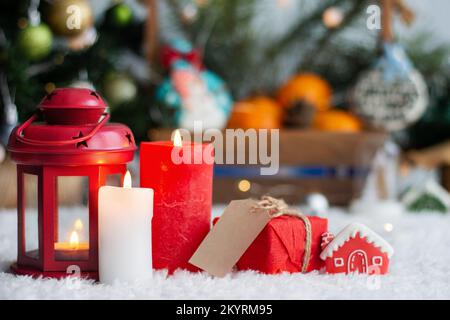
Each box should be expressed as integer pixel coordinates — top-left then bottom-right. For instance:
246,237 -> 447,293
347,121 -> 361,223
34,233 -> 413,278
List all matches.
17,23 -> 53,61
352,0 -> 427,131
102,73 -> 137,108
45,0 -> 94,37
352,43 -> 428,131
107,3 -> 133,27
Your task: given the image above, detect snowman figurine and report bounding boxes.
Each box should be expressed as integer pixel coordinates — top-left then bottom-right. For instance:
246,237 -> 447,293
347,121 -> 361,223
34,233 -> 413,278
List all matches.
156,39 -> 233,130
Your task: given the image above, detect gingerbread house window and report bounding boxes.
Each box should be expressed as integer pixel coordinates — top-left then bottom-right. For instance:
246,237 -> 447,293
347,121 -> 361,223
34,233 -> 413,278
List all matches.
334,257 -> 344,267
372,256 -> 383,266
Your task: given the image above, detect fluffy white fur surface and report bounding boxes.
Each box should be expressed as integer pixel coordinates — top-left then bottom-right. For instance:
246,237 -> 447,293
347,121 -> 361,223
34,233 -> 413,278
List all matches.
1,207 -> 449,300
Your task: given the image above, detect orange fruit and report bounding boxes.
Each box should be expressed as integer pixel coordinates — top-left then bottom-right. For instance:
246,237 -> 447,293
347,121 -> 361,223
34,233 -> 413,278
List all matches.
278,73 -> 332,111
313,110 -> 362,132
227,96 -> 283,129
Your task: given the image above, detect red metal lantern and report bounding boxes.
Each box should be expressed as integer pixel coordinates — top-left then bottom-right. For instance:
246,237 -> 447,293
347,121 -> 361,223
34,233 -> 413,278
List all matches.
7,88 -> 136,279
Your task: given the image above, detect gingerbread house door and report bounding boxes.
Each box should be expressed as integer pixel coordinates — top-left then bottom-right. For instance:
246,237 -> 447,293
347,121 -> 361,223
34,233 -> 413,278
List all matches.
348,250 -> 368,273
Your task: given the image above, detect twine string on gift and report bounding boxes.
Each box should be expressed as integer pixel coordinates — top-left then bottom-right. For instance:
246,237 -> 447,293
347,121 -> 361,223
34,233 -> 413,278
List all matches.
251,196 -> 312,273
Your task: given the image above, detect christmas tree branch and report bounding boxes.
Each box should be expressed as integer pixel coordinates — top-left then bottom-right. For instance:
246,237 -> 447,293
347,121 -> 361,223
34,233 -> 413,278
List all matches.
165,0 -> 195,42
298,0 -> 371,70
266,0 -> 347,57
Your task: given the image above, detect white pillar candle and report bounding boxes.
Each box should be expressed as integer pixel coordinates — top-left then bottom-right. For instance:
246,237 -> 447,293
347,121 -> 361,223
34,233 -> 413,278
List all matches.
98,171 -> 153,284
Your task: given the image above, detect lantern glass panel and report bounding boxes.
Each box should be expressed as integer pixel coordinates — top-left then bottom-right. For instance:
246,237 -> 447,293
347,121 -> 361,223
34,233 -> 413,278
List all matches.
106,173 -> 123,187
54,176 -> 89,261
24,173 -> 39,259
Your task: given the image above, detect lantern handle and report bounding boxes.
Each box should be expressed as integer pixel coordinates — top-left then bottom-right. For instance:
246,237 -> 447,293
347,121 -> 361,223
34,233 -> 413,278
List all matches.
15,113 -> 110,146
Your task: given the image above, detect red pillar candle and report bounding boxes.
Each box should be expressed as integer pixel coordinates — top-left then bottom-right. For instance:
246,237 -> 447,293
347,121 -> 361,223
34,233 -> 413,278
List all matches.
140,133 -> 214,273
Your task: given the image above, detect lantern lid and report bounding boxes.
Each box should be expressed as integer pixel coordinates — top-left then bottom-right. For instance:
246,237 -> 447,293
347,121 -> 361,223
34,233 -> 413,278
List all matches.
39,88 -> 108,125
8,122 -> 136,165
7,88 -> 136,166
40,87 -> 107,110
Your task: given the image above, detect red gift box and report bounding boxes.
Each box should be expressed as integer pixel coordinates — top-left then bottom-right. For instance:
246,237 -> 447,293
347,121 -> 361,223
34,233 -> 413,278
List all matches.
213,215 -> 328,274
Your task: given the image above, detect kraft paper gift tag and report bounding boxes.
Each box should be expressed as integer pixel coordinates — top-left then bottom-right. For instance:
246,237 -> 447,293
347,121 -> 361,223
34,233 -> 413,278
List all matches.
189,199 -> 271,277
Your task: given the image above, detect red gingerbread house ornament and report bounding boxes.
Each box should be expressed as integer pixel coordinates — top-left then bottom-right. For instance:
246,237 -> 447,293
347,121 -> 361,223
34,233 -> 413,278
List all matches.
320,223 -> 394,275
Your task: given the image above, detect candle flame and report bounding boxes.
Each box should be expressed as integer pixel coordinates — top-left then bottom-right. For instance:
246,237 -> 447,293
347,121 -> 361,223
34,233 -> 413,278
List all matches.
70,231 -> 80,250
74,219 -> 83,232
123,170 -> 132,188
173,129 -> 183,147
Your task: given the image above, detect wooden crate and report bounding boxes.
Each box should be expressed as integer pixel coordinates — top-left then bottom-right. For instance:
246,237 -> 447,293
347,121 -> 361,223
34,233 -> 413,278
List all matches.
148,129 -> 387,206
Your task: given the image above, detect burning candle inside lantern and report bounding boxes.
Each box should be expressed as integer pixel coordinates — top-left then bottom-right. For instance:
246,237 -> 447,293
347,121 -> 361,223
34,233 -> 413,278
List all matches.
54,219 -> 89,260
69,231 -> 79,250
98,170 -> 153,284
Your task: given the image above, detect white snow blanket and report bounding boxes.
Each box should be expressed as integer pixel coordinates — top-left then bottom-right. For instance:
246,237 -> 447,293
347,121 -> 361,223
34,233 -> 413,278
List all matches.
0,206 -> 449,300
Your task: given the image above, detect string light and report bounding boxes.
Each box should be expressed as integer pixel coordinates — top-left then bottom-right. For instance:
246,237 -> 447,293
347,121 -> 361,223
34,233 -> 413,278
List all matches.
182,4 -> 198,23
17,18 -> 28,29
276,0 -> 292,8
322,7 -> 344,29
45,82 -> 56,93
384,223 -> 394,232
238,180 -> 251,192
195,0 -> 209,7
